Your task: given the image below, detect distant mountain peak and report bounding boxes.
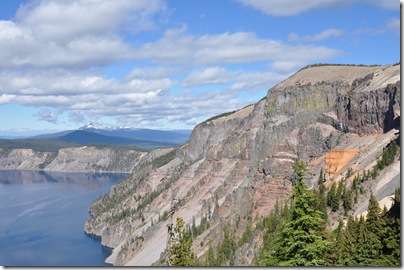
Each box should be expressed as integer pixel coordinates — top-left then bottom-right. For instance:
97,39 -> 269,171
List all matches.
79,121 -> 95,130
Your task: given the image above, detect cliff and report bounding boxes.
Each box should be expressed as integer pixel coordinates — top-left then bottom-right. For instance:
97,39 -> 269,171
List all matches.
0,146 -> 173,173
84,64 -> 400,266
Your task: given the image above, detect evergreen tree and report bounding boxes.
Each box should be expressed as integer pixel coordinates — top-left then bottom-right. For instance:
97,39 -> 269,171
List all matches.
355,216 -> 376,265
257,199 -> 288,265
262,161 -> 330,266
366,192 -> 383,236
355,193 -> 383,265
327,182 -> 339,212
317,168 -> 324,185
318,183 -> 328,221
216,225 -> 237,266
336,179 -> 343,203
191,216 -> 197,238
342,180 -> 352,216
205,244 -> 218,266
168,217 -> 195,266
379,188 -> 400,266
335,215 -> 358,266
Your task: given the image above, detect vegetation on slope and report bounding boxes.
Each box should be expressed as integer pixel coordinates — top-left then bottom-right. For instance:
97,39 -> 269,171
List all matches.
0,139 -> 80,152
298,63 -> 382,72
256,165 -> 400,266
168,217 -> 195,266
193,140 -> 400,266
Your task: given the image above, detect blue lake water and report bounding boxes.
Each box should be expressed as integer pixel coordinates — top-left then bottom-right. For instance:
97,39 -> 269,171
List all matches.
0,170 -> 127,266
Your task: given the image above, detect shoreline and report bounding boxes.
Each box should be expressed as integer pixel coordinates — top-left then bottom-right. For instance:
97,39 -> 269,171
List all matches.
84,231 -> 115,266
0,167 -> 132,174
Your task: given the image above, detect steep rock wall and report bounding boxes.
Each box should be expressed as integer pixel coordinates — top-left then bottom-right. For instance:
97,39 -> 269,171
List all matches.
0,146 -> 153,172
84,64 -> 400,266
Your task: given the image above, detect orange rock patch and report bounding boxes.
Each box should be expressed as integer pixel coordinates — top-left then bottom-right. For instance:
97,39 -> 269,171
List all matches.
325,149 -> 359,181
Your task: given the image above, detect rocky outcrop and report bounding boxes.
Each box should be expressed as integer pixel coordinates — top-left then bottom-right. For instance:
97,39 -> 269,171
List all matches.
0,148 -> 54,170
84,64 -> 400,266
0,146 -> 171,173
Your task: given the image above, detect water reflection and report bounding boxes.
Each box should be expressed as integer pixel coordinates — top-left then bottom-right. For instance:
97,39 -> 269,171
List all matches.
0,170 -> 128,190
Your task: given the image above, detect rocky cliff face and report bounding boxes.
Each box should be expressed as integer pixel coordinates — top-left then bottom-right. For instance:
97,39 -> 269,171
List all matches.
84,64 -> 400,266
0,146 -> 167,173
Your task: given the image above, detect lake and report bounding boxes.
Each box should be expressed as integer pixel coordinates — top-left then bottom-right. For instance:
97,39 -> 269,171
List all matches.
0,170 -> 128,266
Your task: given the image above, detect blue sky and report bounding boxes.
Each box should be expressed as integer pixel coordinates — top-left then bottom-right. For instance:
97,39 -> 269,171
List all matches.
0,0 -> 400,134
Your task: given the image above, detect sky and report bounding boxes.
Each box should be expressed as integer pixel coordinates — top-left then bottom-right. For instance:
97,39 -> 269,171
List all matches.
0,0 -> 400,135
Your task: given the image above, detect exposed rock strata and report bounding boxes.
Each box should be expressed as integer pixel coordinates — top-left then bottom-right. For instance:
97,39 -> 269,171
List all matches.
84,64 -> 400,266
0,146 -> 171,173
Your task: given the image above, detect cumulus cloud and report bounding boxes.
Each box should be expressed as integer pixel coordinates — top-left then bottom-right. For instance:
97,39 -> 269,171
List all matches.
0,0 -> 166,70
35,108 -> 63,124
125,66 -> 179,81
133,29 -> 340,65
352,17 -> 400,37
183,67 -> 229,87
365,0 -> 397,10
16,0 -> 167,39
235,0 -> 396,16
0,25 -> 340,128
235,0 -> 353,16
0,0 -> 345,129
68,111 -> 87,124
288,29 -> 344,42
386,17 -> 400,34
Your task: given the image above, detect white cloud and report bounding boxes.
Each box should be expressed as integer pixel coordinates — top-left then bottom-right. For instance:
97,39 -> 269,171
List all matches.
288,29 -> 344,42
68,111 -> 87,124
133,29 -> 340,65
235,0 -> 396,16
125,66 -> 179,81
16,0 -> 166,40
0,0 -> 166,70
183,67 -> 229,87
0,1 -> 346,129
365,0 -> 398,10
352,17 -> 400,37
386,17 -> 400,34
235,0 -> 353,16
35,108 -> 62,124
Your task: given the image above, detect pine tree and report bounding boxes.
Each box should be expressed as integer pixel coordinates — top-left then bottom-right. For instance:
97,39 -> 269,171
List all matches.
327,182 -> 339,212
263,161 -> 330,266
168,217 -> 195,266
342,180 -> 352,216
205,244 -> 218,266
355,215 -> 376,265
216,225 -> 237,266
366,192 -> 383,236
318,183 -> 328,221
191,216 -> 197,238
317,168 -> 324,185
379,188 -> 400,266
355,193 -> 383,265
335,215 -> 358,266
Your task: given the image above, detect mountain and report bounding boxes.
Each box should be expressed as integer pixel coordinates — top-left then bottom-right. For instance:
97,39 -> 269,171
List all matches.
56,130 -> 175,149
90,128 -> 191,145
31,126 -> 192,149
79,121 -> 95,129
83,63 -> 400,266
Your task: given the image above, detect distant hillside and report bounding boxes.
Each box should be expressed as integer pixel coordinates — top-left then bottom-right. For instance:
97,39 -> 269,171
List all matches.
0,139 -> 80,152
56,130 -> 179,149
91,129 -> 191,144
30,127 -> 192,149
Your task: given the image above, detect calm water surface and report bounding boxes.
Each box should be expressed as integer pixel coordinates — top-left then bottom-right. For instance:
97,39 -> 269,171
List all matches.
0,170 -> 127,266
